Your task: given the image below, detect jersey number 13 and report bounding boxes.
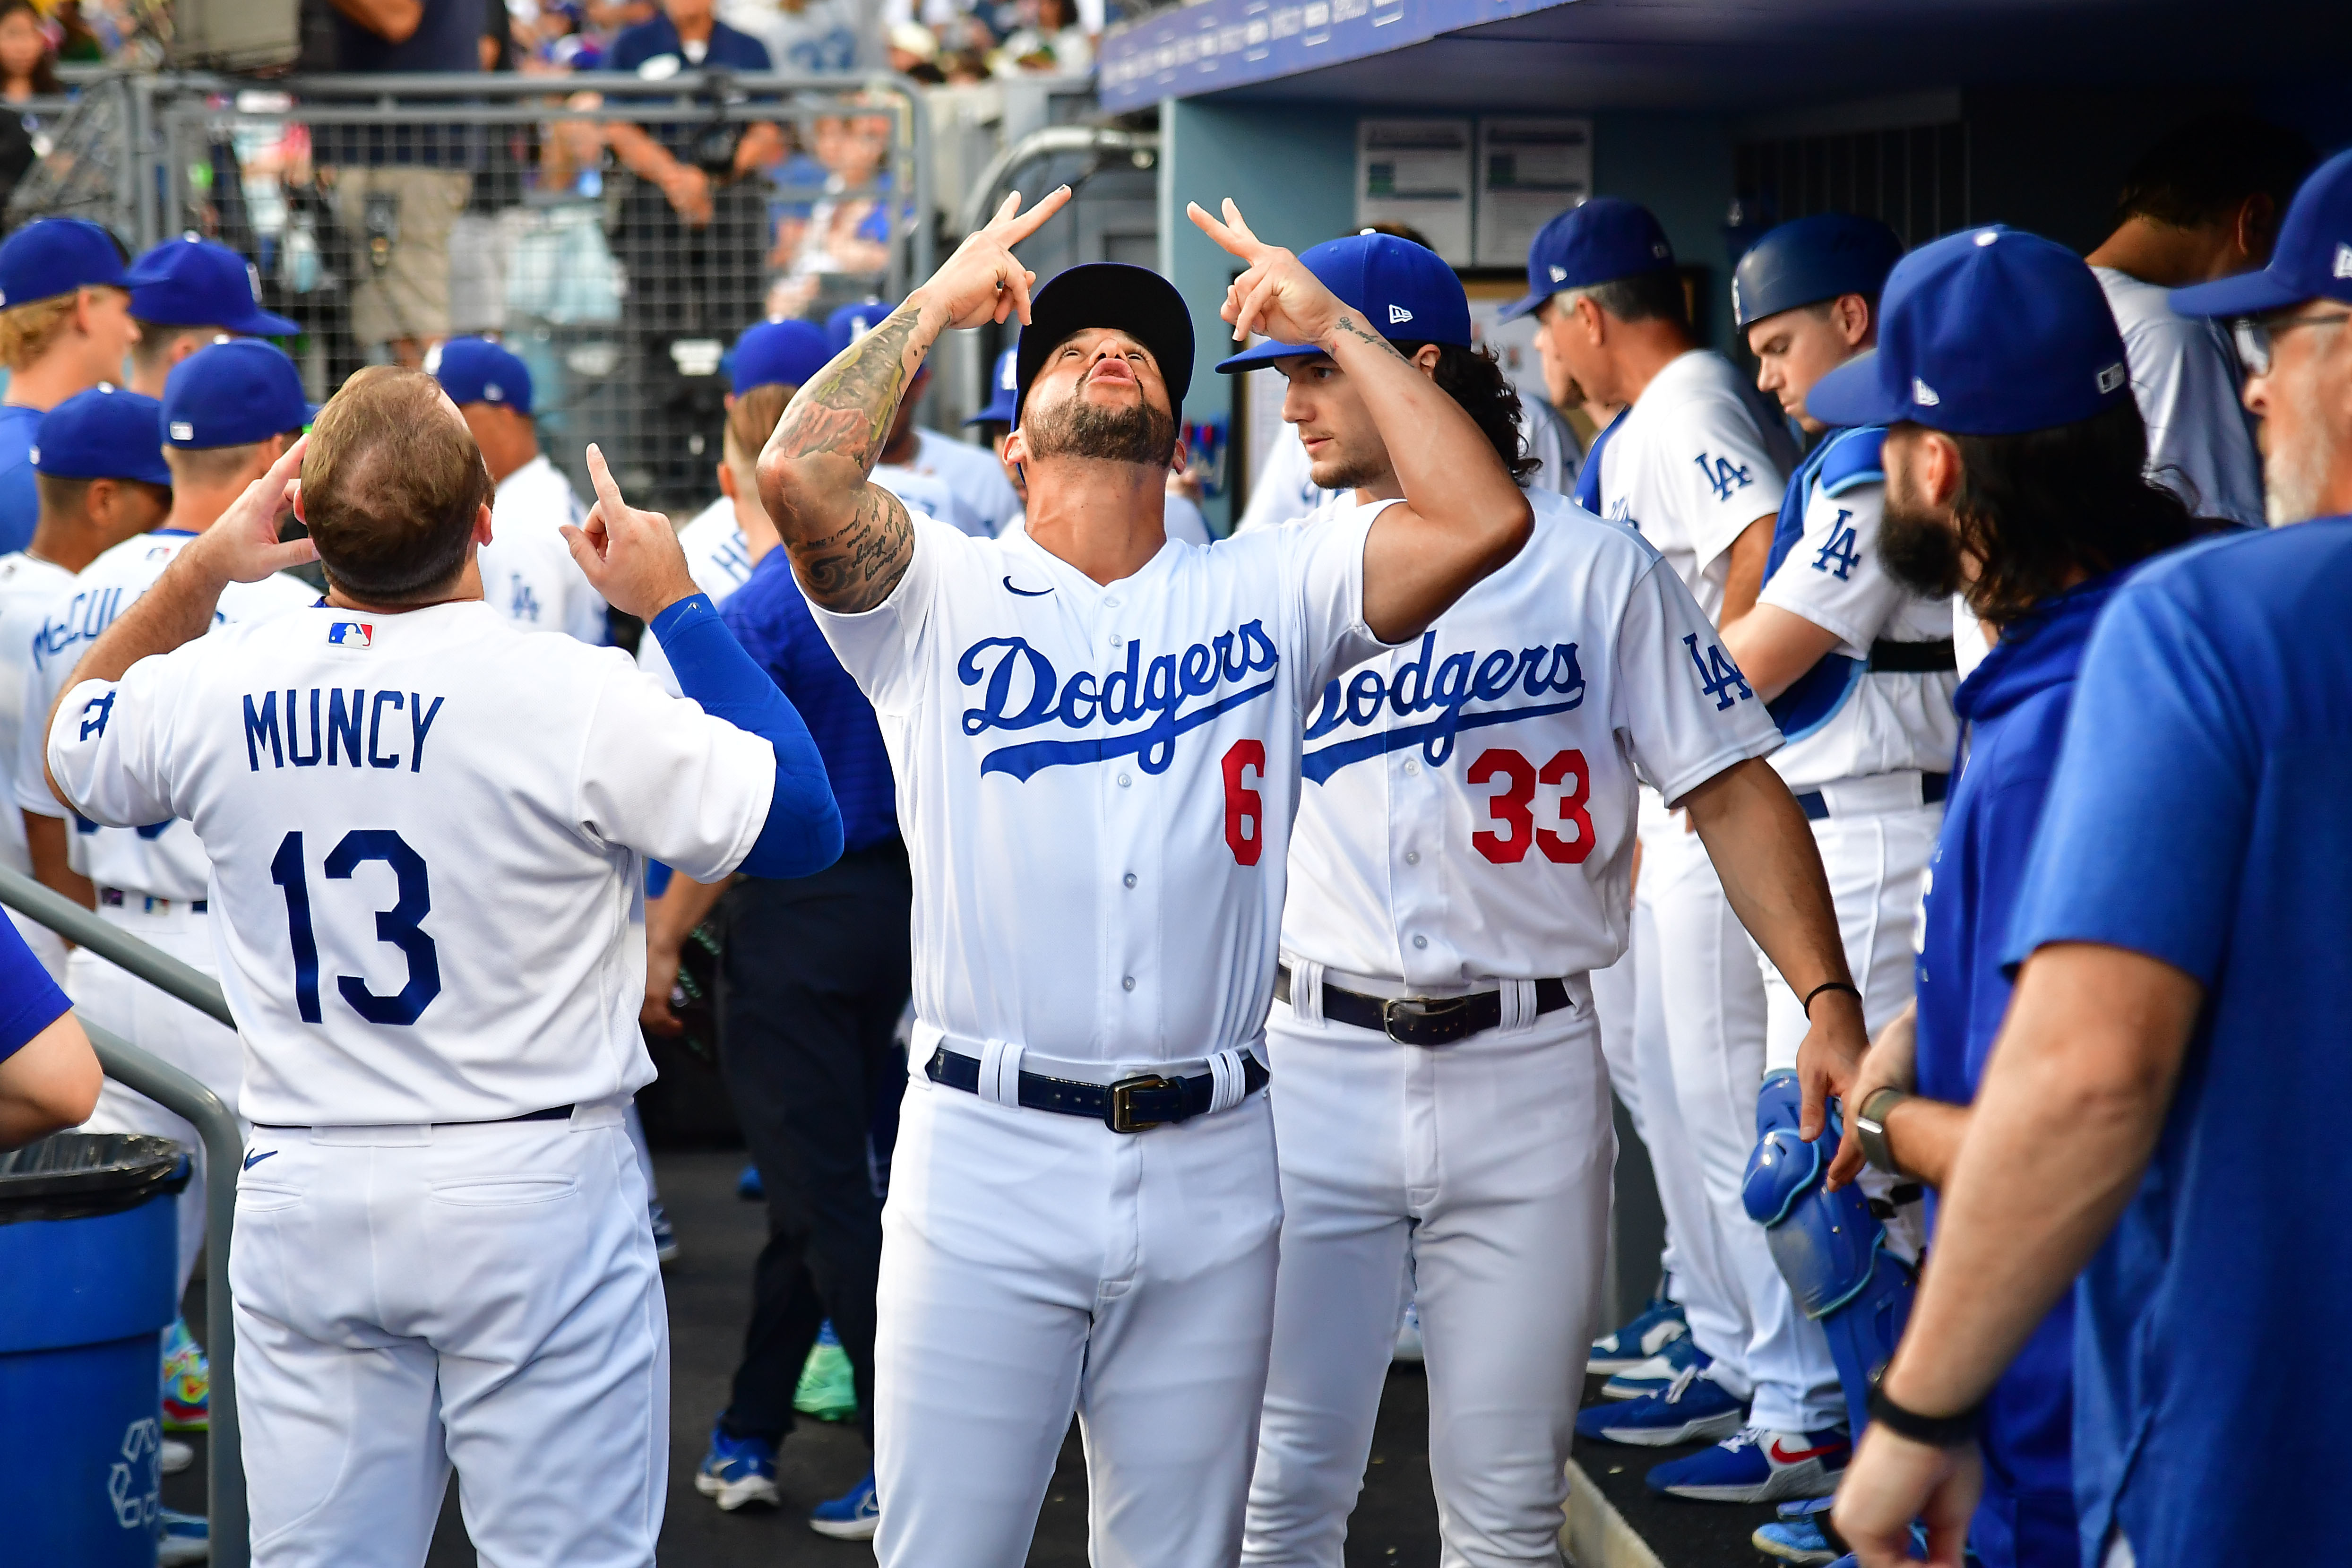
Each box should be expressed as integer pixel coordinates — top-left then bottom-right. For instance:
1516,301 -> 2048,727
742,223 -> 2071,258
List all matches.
270,829 -> 442,1025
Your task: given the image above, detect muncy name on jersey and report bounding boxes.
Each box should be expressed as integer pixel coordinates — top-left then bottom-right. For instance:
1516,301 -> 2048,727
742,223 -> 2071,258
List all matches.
1301,631 -> 1587,784
241,687 -> 447,774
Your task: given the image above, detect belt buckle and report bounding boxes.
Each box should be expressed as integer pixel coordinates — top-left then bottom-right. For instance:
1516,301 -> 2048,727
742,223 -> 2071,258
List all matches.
1381,995 -> 1471,1045
1104,1074 -> 1176,1134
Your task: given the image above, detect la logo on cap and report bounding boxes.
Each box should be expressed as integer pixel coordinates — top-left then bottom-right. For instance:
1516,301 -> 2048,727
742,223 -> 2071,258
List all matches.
1387,302 -> 1413,325
1912,378 -> 1940,407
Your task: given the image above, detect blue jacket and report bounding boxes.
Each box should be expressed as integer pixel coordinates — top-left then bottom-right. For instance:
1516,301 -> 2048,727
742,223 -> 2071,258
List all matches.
1913,574 -> 2124,1568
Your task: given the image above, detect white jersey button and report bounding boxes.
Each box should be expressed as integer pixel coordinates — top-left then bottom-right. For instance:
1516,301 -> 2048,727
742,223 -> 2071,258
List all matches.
1412,934 -> 1428,949
1404,851 -> 1420,865
1117,772 -> 1132,788
1123,872 -> 1137,887
1122,975 -> 1136,991
1402,759 -> 1419,775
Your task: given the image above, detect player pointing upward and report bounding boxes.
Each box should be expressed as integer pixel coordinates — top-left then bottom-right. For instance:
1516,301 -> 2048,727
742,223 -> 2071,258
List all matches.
756,188 -> 1530,1568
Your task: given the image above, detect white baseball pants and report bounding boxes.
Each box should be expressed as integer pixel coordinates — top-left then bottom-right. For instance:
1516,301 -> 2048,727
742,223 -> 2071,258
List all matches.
1244,987 -> 1612,1568
230,1104 -> 666,1568
1639,817 -> 1842,1433
73,902 -> 245,1298
874,1059 -> 1284,1568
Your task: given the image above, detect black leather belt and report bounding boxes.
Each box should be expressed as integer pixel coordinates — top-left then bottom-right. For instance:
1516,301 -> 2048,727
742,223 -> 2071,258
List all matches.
253,1104 -> 575,1132
1275,965 -> 1576,1047
925,1046 -> 1266,1133
1794,772 -> 1948,823
1867,637 -> 1956,673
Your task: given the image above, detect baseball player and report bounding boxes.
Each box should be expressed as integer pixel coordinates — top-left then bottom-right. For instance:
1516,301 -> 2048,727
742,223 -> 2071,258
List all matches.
41,367 -> 843,1568
0,387 -> 173,978
827,298 -> 1021,536
754,185 -> 1536,1567
427,337 -> 608,643
1219,233 -> 1868,1568
125,233 -> 302,397
967,345 -> 1217,547
0,219 -> 142,555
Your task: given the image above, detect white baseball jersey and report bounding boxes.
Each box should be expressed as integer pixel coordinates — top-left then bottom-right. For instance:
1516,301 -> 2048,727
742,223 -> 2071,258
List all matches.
1594,349 -> 1792,620
1754,445 -> 1958,791
2093,266 -> 2265,528
0,550 -> 72,875
477,453 -> 609,644
904,427 -> 1024,537
1001,494 -> 1215,550
811,504 -> 1396,1068
1281,491 -> 1779,986
46,598 -> 774,1126
16,530 -> 314,900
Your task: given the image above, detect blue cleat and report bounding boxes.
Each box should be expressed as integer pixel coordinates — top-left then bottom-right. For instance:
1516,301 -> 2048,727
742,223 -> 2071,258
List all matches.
1601,1329 -> 1703,1401
1588,1290 -> 1688,1375
809,1468 -> 879,1540
1646,1423 -> 1849,1504
694,1421 -> 780,1511
1753,1494 -> 1839,1564
1575,1360 -> 1745,1447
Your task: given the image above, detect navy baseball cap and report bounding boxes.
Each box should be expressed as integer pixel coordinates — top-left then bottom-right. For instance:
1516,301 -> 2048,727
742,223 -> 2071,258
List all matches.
1806,226 -> 2131,437
1215,233 -> 1471,373
32,385 -> 171,487
825,298 -> 895,358
965,347 -> 1020,426
125,234 -> 299,336
161,339 -> 318,448
1014,262 -> 1194,426
2171,146 -> 2352,318
0,218 -> 128,310
732,318 -> 829,395
430,336 -> 533,415
1497,198 -> 1676,323
1731,213 -> 1905,330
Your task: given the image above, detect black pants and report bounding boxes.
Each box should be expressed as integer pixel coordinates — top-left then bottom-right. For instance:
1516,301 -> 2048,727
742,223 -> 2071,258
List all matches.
717,838 -> 912,1447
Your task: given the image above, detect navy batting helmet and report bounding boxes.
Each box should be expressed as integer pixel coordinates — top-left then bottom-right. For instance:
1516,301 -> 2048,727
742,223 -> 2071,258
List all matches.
1731,213 -> 1904,331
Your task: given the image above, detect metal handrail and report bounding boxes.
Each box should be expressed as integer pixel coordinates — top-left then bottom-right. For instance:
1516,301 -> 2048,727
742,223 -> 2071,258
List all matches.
0,866 -> 246,1568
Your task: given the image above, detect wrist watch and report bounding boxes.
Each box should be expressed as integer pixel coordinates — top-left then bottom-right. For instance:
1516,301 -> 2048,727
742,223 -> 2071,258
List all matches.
1854,1085 -> 1911,1174
1866,1362 -> 1981,1448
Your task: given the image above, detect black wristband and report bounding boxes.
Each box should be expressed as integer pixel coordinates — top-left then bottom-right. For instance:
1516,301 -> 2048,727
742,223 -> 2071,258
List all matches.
1865,1365 -> 1981,1447
1801,980 -> 1862,1017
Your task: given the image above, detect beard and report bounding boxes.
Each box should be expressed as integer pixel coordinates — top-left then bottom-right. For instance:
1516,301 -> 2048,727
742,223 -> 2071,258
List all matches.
2262,371 -> 2335,526
1022,385 -> 1178,468
1305,435 -> 1386,493
1878,464 -> 1968,599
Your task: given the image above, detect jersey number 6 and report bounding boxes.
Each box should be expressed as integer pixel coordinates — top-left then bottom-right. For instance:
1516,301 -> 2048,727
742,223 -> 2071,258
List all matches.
1469,748 -> 1594,865
270,829 -> 444,1026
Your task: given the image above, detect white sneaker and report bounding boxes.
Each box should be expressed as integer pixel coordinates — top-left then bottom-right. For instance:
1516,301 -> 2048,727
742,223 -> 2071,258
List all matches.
162,1438 -> 195,1476
1392,1301 -> 1424,1364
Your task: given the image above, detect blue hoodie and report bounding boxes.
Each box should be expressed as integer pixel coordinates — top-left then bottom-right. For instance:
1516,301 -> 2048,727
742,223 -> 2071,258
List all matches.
1913,572 -> 2125,1568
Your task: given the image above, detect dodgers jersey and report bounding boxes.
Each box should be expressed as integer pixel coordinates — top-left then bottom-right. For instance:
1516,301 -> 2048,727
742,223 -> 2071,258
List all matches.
1283,490 -> 1780,987
1755,432 -> 1958,790
2093,266 -> 2265,529
478,453 -> 609,644
0,551 -> 72,874
46,599 -> 775,1125
810,504 -> 1396,1069
1594,349 -> 1793,620
15,530 -> 315,900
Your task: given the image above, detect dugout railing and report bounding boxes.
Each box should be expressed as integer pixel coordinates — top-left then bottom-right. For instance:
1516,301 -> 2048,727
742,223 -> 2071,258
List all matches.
0,863 -> 250,1568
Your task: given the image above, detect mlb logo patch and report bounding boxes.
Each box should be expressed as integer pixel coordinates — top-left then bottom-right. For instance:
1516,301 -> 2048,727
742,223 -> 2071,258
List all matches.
327,621 -> 374,648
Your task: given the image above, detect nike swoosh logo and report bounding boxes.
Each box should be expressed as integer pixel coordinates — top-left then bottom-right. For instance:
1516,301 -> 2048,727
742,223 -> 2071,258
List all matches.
1767,1438 -> 1848,1465
1003,577 -> 1053,597
242,1150 -> 277,1170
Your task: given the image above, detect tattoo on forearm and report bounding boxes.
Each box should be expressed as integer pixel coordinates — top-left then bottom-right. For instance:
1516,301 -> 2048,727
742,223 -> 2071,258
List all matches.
788,483 -> 914,614
1331,314 -> 1407,360
776,305 -> 925,474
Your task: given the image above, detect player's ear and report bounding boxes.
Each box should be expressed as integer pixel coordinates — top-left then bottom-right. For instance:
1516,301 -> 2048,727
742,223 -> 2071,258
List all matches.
1410,343 -> 1443,379
473,501 -> 494,548
717,462 -> 738,502
1003,425 -> 1030,467
1169,429 -> 1190,477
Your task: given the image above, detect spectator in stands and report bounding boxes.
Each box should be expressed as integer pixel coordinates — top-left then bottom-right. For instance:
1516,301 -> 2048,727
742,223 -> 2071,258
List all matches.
123,234 -> 301,397
0,915 -> 100,1151
994,0 -> 1090,75
0,218 -> 136,556
318,0 -> 483,370
767,108 -> 896,319
724,0 -> 874,72
2084,112 -> 2315,527
0,0 -> 60,103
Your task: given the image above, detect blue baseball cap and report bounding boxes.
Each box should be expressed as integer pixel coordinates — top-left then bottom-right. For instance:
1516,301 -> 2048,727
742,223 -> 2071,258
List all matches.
32,385 -> 171,487
124,234 -> 299,336
0,218 -> 128,310
1215,233 -> 1471,373
430,336 -> 533,415
825,298 -> 895,358
731,318 -> 829,396
1731,213 -> 1905,330
1807,226 -> 2131,436
161,339 -> 318,448
2171,146 -> 2352,318
965,347 -> 1020,426
1497,198 -> 1676,323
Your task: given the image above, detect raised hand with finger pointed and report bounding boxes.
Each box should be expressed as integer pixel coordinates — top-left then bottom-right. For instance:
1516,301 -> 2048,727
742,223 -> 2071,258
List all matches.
1187,198 -> 1366,357
562,442 -> 702,624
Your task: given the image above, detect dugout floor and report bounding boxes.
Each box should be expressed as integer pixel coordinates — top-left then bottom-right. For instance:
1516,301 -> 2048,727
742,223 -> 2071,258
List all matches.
169,1150 -> 1776,1566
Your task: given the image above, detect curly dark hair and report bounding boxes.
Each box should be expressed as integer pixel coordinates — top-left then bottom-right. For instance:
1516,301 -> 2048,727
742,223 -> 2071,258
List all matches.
1390,340 -> 1542,485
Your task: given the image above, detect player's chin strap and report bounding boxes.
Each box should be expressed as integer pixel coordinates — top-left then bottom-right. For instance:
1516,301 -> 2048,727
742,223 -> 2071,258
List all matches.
1742,1068 -> 1917,1436
977,1037 -> 1026,1108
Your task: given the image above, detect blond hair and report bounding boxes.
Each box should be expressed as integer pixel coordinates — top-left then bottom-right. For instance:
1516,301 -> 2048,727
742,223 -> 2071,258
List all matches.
724,381 -> 793,494
0,294 -> 79,372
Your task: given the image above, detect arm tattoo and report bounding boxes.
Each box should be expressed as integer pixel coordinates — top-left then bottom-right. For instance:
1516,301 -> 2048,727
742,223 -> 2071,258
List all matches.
1330,314 -> 1407,361
766,302 -> 928,612
778,305 -> 925,474
787,482 -> 915,616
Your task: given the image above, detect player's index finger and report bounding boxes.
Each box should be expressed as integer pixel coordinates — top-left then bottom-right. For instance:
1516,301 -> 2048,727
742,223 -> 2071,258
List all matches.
584,442 -> 625,508
1000,185 -> 1071,245
1186,201 -> 1253,261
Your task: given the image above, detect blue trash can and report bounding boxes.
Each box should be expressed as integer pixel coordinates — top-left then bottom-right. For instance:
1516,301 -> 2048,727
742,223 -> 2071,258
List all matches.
0,1132 -> 190,1567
